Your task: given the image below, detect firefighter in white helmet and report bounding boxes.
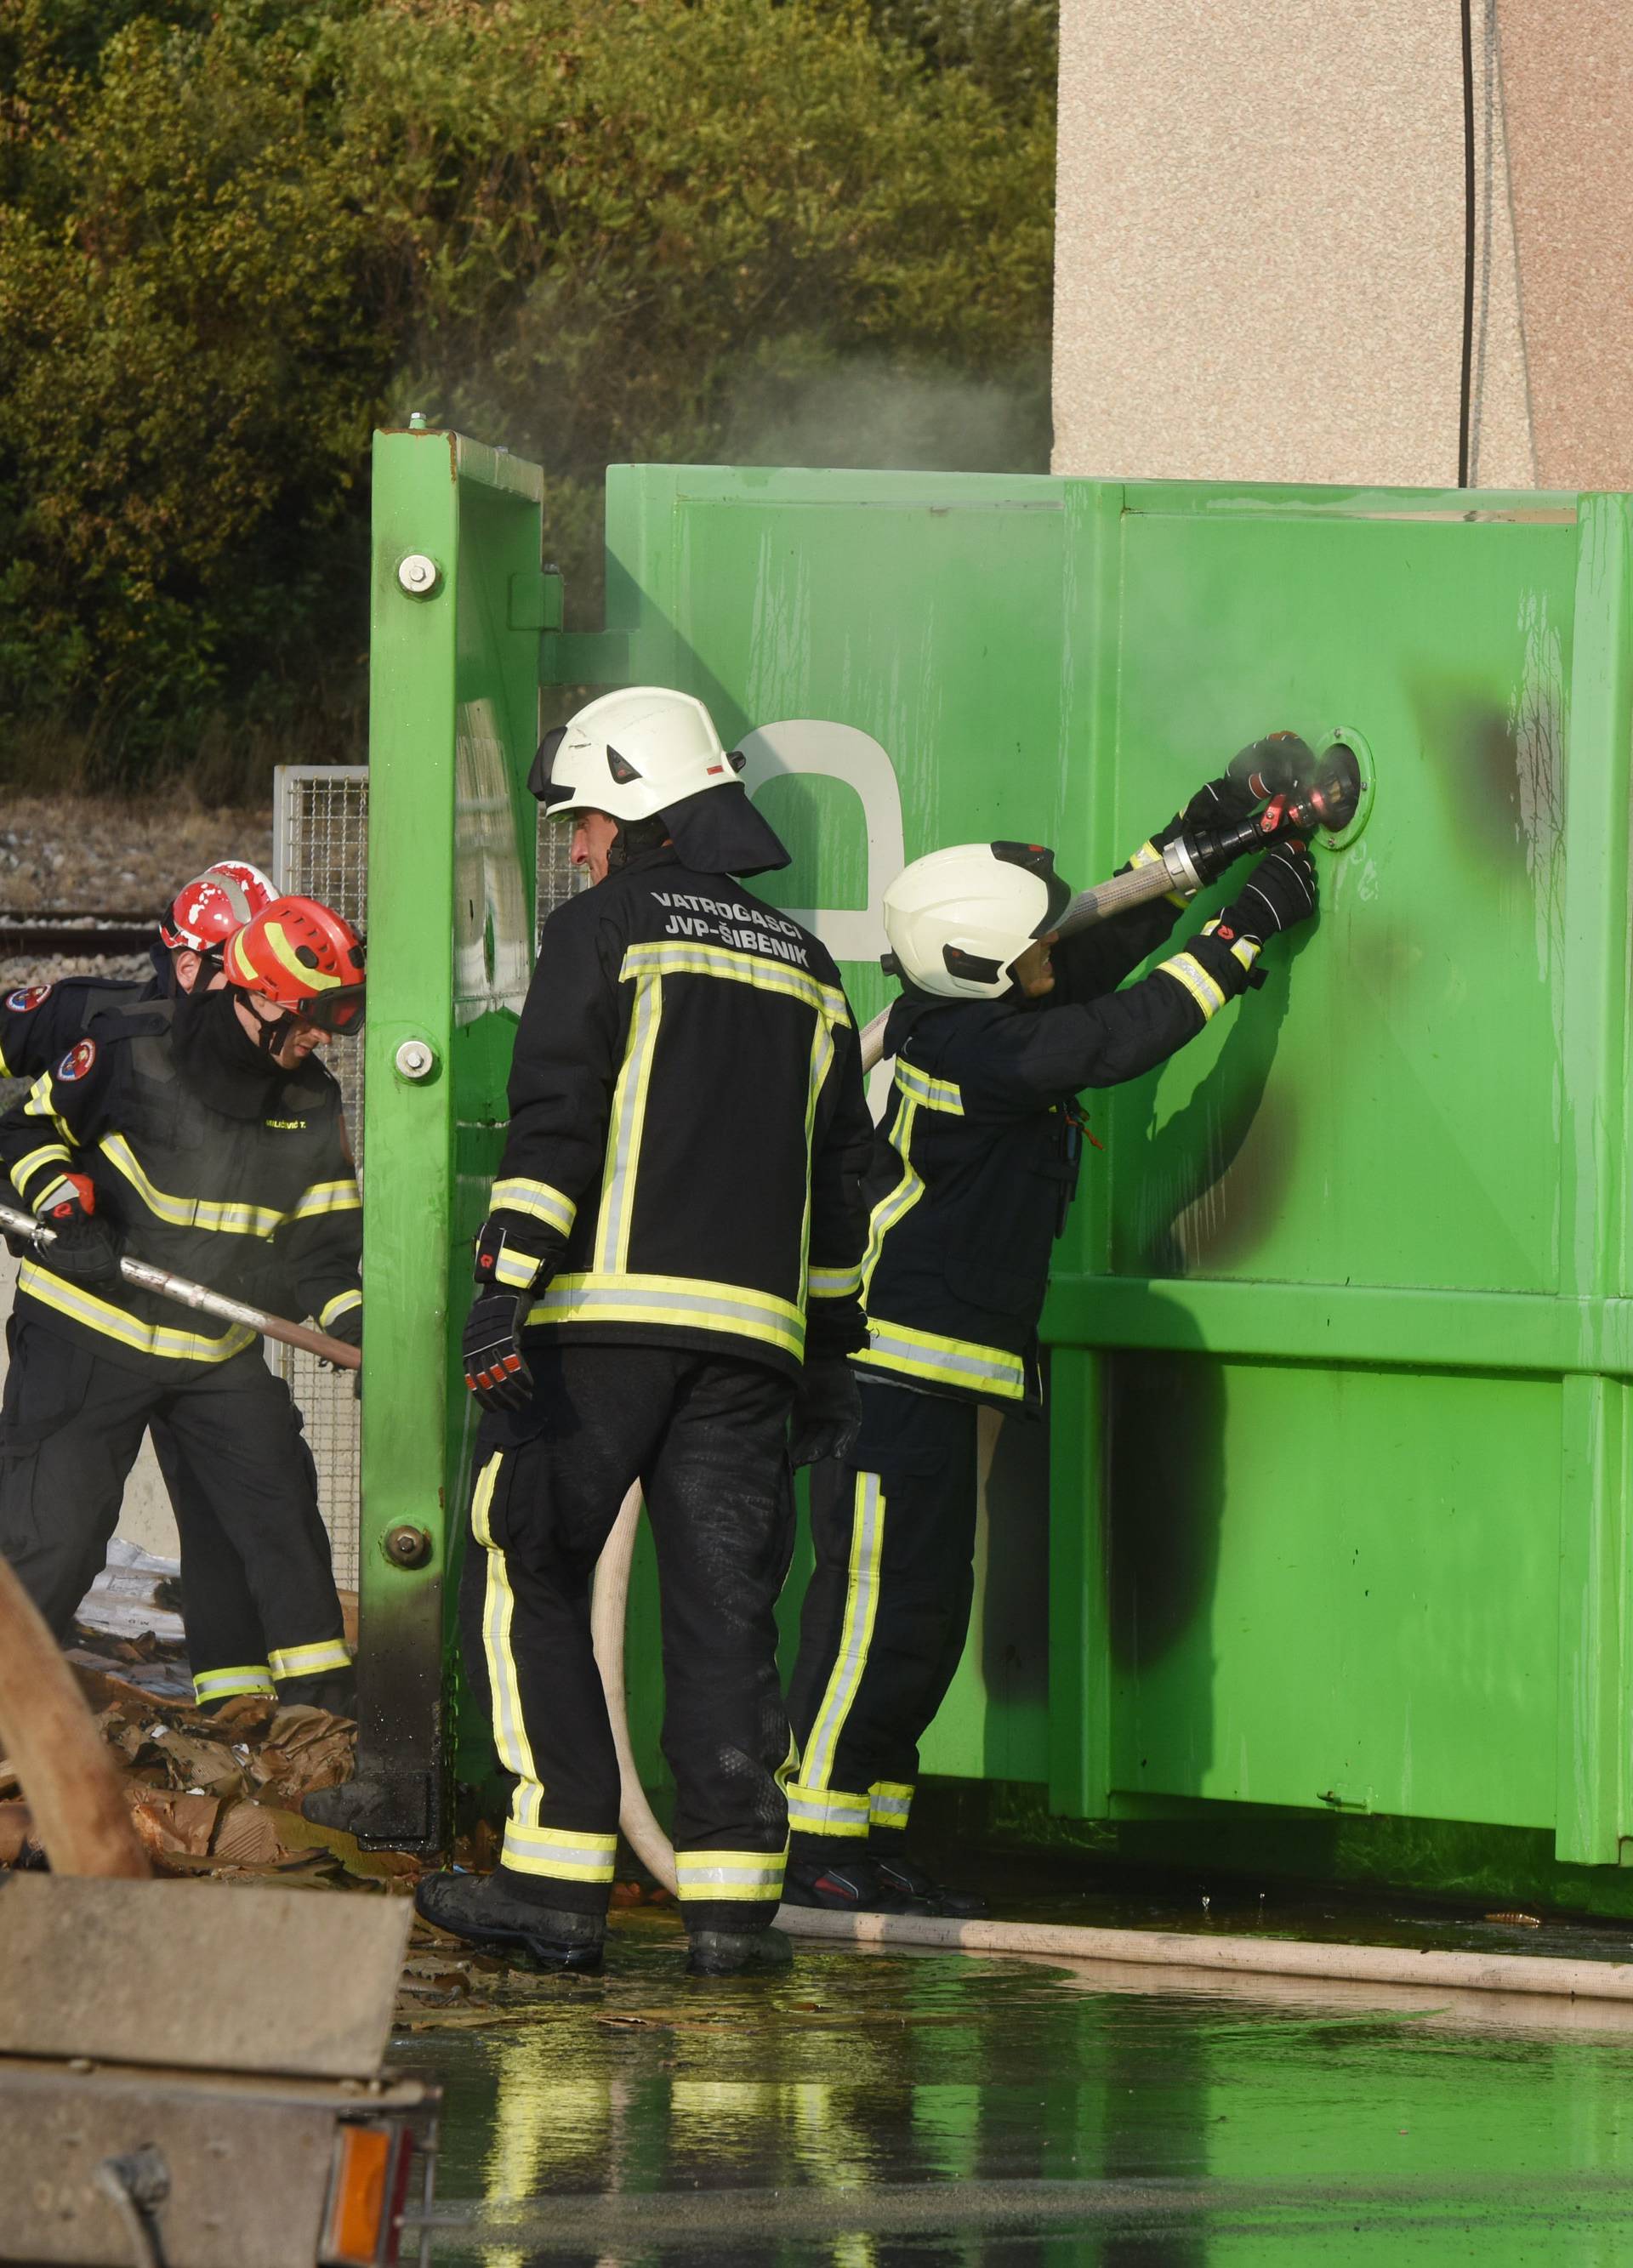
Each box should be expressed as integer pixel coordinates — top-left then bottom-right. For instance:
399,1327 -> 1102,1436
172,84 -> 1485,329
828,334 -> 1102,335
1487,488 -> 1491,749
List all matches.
784,747 -> 1320,1915
413,687 -> 873,1977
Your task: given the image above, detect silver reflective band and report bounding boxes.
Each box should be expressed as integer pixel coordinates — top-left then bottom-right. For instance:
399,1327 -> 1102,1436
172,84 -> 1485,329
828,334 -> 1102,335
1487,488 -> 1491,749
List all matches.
675,1862 -> 784,1888
862,1325 -> 1024,1390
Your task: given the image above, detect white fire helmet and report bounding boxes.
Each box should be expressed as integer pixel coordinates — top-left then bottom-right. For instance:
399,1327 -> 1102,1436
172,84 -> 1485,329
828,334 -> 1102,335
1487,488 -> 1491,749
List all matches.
529,687 -> 743,823
881,841 -> 1071,1001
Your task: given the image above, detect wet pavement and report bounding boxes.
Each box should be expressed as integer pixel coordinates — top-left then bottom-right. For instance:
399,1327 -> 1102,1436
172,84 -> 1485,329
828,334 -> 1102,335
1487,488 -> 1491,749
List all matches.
397,1863 -> 1633,2265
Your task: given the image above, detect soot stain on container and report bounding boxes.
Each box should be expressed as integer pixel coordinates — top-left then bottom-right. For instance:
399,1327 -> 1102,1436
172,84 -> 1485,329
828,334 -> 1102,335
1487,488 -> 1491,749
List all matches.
1105,1347 -> 1224,1685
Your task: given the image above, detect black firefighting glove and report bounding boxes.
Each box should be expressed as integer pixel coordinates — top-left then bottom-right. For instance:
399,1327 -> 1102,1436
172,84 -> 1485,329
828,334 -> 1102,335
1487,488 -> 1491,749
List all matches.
463,1289 -> 533,1413
788,1357 -> 862,1469
1219,838 -> 1319,943
316,1301 -> 363,1395
1226,731 -> 1315,807
37,1176 -> 122,1284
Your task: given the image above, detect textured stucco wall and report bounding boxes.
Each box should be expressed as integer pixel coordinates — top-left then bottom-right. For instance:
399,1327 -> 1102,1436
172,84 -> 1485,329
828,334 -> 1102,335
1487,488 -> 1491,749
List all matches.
1052,0 -> 1625,492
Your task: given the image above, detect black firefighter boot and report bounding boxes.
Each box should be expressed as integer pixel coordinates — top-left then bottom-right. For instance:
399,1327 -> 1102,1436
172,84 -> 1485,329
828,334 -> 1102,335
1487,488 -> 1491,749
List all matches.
782,1847 -> 932,1914
686,1925 -> 794,1978
415,1871 -> 605,1975
871,1842 -> 989,1918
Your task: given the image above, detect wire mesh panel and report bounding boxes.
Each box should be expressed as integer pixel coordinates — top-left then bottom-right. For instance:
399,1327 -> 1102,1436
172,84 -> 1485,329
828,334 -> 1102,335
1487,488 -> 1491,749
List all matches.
271,770 -> 574,1589
536,803 -> 583,935
271,767 -> 367,1586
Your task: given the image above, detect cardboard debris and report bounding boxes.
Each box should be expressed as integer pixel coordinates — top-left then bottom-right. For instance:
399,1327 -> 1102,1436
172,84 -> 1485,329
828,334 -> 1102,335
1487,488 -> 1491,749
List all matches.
128,1789 -> 221,1860
0,1664 -> 400,1888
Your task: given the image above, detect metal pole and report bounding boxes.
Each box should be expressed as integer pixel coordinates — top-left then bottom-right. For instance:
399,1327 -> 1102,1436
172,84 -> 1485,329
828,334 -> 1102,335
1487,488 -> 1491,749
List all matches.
0,1201 -> 361,1371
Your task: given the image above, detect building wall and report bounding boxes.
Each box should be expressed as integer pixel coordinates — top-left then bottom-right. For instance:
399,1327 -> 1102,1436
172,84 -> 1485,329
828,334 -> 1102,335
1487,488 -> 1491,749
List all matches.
1053,0 -> 1629,491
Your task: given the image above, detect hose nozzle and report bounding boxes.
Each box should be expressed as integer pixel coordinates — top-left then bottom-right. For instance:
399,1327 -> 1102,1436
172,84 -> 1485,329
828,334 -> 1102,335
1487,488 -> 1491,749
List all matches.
1286,741 -> 1363,836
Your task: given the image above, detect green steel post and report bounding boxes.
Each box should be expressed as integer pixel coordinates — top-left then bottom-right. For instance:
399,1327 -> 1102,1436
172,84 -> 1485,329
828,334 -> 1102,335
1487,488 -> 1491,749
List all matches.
359,426 -> 543,1848
1554,493 -> 1633,1866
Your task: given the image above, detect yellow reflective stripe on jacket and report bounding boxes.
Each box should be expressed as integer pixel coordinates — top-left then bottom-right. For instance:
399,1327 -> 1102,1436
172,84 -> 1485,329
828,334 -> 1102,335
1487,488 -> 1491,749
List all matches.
491,1175 -> 577,1237
289,1177 -> 362,1220
492,1247 -> 540,1292
595,971 -> 664,1273
18,1260 -> 257,1365
796,1006 -> 838,1305
870,1781 -> 914,1827
893,1060 -> 964,1116
100,1134 -> 290,1236
32,1176 -> 76,1214
501,1823 -> 618,1882
621,939 -> 848,1026
809,1262 -> 862,1299
317,1288 -> 361,1331
20,1069 -> 73,1148
193,1664 -> 276,1704
858,1097 -> 925,1303
526,1271 -> 806,1360
799,1471 -> 886,1793
674,1849 -> 787,1901
1156,948 -> 1226,1021
11,1140 -> 71,1205
267,1638 -> 352,1680
856,1316 -> 1027,1401
786,1782 -> 871,1838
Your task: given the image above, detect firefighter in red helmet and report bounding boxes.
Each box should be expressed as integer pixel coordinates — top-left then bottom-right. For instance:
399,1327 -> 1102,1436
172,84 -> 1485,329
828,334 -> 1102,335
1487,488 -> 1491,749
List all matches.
0,895 -> 365,1708
0,860 -> 297,1706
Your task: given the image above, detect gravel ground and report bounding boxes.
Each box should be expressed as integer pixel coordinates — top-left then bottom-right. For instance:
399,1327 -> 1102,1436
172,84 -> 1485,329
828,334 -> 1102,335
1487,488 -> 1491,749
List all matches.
0,796 -> 272,989
0,797 -> 272,914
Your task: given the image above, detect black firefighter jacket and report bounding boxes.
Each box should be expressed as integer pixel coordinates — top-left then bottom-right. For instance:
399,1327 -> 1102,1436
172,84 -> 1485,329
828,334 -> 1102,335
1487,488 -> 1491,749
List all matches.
858,884 -> 1263,1412
0,998 -> 361,1381
484,847 -> 873,1381
0,969 -> 160,1081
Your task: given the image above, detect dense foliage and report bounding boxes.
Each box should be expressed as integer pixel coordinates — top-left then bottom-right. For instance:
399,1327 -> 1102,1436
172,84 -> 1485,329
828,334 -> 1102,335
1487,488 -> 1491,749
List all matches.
0,0 -> 1055,786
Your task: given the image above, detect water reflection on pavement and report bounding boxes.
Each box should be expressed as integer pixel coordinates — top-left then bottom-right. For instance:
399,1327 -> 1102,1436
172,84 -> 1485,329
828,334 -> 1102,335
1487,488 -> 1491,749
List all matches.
401,1904 -> 1633,2265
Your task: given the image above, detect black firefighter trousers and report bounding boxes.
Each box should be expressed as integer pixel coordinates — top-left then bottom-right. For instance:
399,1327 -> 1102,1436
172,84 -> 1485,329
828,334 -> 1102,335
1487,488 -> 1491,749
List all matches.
458,1342 -> 796,1937
785,1378 -> 978,1859
0,1316 -> 350,1701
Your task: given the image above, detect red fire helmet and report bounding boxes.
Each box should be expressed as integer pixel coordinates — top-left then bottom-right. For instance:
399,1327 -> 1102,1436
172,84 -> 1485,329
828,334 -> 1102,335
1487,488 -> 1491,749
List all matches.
221,896 -> 367,1034
161,861 -> 277,954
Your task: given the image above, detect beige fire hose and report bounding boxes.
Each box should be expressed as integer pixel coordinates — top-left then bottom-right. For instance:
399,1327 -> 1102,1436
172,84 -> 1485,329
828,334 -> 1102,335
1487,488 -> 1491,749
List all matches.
0,1199 -> 361,1370
588,998 -> 1623,2002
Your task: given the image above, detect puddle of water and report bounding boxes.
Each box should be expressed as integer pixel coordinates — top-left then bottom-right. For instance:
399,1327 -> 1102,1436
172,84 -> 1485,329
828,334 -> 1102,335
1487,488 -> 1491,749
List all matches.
398,1906 -> 1633,2265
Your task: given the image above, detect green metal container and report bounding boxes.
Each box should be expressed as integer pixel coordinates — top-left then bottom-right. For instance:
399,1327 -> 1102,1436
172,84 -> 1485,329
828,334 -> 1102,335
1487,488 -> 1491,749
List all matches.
362,429 -> 1633,1914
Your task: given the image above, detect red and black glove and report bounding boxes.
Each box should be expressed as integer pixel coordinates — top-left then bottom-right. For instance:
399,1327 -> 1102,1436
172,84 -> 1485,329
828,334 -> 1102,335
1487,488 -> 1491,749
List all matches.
37,1174 -> 122,1284
463,1217 -> 550,1412
463,1289 -> 532,1413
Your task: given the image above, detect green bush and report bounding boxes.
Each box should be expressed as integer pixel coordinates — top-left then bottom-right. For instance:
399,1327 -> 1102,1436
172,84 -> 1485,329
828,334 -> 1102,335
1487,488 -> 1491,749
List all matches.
0,0 -> 1054,788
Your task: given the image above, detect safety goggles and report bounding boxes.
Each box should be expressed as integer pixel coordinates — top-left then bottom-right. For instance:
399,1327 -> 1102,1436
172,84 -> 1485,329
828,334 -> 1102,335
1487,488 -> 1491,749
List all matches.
293,984 -> 366,1035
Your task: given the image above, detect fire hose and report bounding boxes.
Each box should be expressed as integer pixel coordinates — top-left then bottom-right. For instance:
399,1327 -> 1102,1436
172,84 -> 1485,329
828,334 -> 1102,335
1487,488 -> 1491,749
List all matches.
590,747 -> 1364,1905
0,1201 -> 362,1371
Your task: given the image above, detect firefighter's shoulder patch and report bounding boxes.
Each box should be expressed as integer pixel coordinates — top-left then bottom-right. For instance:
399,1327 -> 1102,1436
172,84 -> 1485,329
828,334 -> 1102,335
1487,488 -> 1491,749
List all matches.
6,985 -> 51,1013
57,1038 -> 96,1082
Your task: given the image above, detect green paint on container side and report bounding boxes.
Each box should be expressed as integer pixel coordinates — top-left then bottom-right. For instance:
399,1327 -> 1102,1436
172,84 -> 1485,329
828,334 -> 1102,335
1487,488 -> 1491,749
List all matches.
363,435 -> 1633,1913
